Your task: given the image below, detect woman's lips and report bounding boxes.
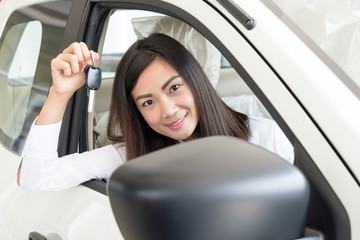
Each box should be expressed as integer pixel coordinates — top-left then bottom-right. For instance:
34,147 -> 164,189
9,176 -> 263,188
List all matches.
168,114 -> 187,130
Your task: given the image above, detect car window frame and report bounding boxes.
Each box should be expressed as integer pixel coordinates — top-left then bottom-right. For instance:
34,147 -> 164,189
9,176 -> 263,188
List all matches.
61,2 -> 350,239
60,0 -> 296,158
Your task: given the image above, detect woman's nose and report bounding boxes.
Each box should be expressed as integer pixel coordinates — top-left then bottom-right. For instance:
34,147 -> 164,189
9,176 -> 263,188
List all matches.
161,99 -> 178,119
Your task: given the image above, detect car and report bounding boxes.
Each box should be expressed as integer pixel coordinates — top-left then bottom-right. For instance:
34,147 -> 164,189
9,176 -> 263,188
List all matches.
0,0 -> 359,239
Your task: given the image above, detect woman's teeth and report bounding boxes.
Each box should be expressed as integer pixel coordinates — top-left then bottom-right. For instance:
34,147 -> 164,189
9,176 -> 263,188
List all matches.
170,115 -> 186,126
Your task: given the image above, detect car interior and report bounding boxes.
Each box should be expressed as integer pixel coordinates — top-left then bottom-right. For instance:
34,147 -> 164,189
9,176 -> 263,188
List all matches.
90,12 -> 272,150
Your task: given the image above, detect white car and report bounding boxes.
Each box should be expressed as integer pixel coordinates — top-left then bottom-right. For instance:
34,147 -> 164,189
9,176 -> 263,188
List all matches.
0,0 -> 359,239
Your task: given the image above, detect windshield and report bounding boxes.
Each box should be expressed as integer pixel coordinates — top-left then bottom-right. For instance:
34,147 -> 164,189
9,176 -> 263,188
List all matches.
264,0 -> 360,97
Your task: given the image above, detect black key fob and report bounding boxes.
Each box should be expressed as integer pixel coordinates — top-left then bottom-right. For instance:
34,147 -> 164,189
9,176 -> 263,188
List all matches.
85,65 -> 102,90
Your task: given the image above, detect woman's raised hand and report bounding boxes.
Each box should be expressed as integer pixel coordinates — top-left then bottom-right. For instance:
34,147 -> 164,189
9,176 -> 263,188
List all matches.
50,42 -> 100,97
35,42 -> 99,125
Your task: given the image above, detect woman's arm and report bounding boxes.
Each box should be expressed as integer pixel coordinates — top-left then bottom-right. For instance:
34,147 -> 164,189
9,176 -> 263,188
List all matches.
17,42 -> 99,186
38,42 -> 98,124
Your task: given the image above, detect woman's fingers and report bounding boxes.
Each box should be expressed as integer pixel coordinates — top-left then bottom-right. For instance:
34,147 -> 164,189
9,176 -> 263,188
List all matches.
78,42 -> 100,65
49,42 -> 100,96
51,57 -> 72,77
64,42 -> 97,65
90,50 -> 100,65
53,42 -> 99,76
52,53 -> 82,75
64,42 -> 85,62
79,42 -> 92,65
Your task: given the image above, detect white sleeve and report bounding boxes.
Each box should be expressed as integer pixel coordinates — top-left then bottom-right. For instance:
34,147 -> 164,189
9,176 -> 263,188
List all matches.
248,117 -> 294,164
20,119 -> 125,191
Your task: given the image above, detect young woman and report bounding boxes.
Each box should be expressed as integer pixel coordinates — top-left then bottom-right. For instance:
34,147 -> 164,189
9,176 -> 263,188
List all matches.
17,33 -> 294,191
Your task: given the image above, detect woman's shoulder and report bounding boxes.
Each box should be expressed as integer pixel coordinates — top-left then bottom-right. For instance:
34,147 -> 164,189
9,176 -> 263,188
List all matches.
248,116 -> 277,146
248,116 -> 275,126
112,142 -> 126,161
248,116 -> 278,137
247,116 -> 294,164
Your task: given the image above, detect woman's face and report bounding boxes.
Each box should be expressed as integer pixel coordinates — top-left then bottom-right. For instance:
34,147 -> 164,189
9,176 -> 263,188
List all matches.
131,57 -> 199,141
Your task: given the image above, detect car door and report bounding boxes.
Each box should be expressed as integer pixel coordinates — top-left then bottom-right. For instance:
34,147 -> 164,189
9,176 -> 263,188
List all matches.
75,1 -> 357,240
0,1 -> 123,239
60,0 -> 358,239
198,1 -> 359,239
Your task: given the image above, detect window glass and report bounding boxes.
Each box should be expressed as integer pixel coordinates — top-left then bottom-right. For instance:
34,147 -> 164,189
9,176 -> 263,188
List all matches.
0,0 -> 73,154
264,0 -> 360,93
0,21 -> 42,140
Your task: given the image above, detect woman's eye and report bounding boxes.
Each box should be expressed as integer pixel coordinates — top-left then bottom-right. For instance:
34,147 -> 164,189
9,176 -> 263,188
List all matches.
170,84 -> 180,93
143,100 -> 154,106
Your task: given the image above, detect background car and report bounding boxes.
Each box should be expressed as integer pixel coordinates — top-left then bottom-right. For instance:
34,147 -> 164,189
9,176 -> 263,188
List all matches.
0,0 -> 359,239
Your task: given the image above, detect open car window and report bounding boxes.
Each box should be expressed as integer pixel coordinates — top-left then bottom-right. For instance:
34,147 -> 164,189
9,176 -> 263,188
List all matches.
92,9 -> 284,155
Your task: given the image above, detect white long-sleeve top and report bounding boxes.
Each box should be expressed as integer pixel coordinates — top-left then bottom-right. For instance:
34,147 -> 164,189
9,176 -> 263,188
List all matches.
19,116 -> 294,191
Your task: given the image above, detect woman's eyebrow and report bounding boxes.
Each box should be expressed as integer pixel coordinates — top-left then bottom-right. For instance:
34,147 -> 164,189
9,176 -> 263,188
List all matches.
135,93 -> 152,102
161,75 -> 180,90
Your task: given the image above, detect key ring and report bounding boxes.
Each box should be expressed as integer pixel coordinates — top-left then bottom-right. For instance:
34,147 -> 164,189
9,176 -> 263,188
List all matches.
90,51 -> 95,66
81,51 -> 95,80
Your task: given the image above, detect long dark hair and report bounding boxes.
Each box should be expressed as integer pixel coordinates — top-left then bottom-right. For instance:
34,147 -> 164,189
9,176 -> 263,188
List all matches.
108,33 -> 250,160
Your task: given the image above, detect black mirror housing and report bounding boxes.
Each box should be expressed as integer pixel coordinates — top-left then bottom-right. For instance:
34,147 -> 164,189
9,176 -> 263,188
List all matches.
108,136 -> 309,240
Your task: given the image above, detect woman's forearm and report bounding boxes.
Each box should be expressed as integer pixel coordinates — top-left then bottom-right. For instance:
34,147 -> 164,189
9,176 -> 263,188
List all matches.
36,86 -> 73,125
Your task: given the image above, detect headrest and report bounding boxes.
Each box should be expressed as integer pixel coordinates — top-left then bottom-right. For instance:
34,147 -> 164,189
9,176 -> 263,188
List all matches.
132,16 -> 221,88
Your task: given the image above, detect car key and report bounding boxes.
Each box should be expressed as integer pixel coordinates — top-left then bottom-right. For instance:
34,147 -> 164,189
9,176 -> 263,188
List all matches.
82,53 -> 102,112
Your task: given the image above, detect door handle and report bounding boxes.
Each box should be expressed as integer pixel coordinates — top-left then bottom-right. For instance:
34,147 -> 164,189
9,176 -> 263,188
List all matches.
29,232 -> 47,240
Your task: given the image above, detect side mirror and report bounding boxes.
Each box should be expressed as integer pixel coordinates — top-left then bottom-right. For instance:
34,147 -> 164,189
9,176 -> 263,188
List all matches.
108,136 -> 309,240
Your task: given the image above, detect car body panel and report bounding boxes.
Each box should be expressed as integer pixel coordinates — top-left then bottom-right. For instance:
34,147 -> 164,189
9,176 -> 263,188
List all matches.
13,186 -> 123,239
0,144 -> 122,239
202,1 -> 360,238
0,1 -> 123,239
208,0 -> 360,179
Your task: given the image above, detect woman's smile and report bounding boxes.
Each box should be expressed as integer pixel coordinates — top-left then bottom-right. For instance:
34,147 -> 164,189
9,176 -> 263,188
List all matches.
168,113 -> 187,130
